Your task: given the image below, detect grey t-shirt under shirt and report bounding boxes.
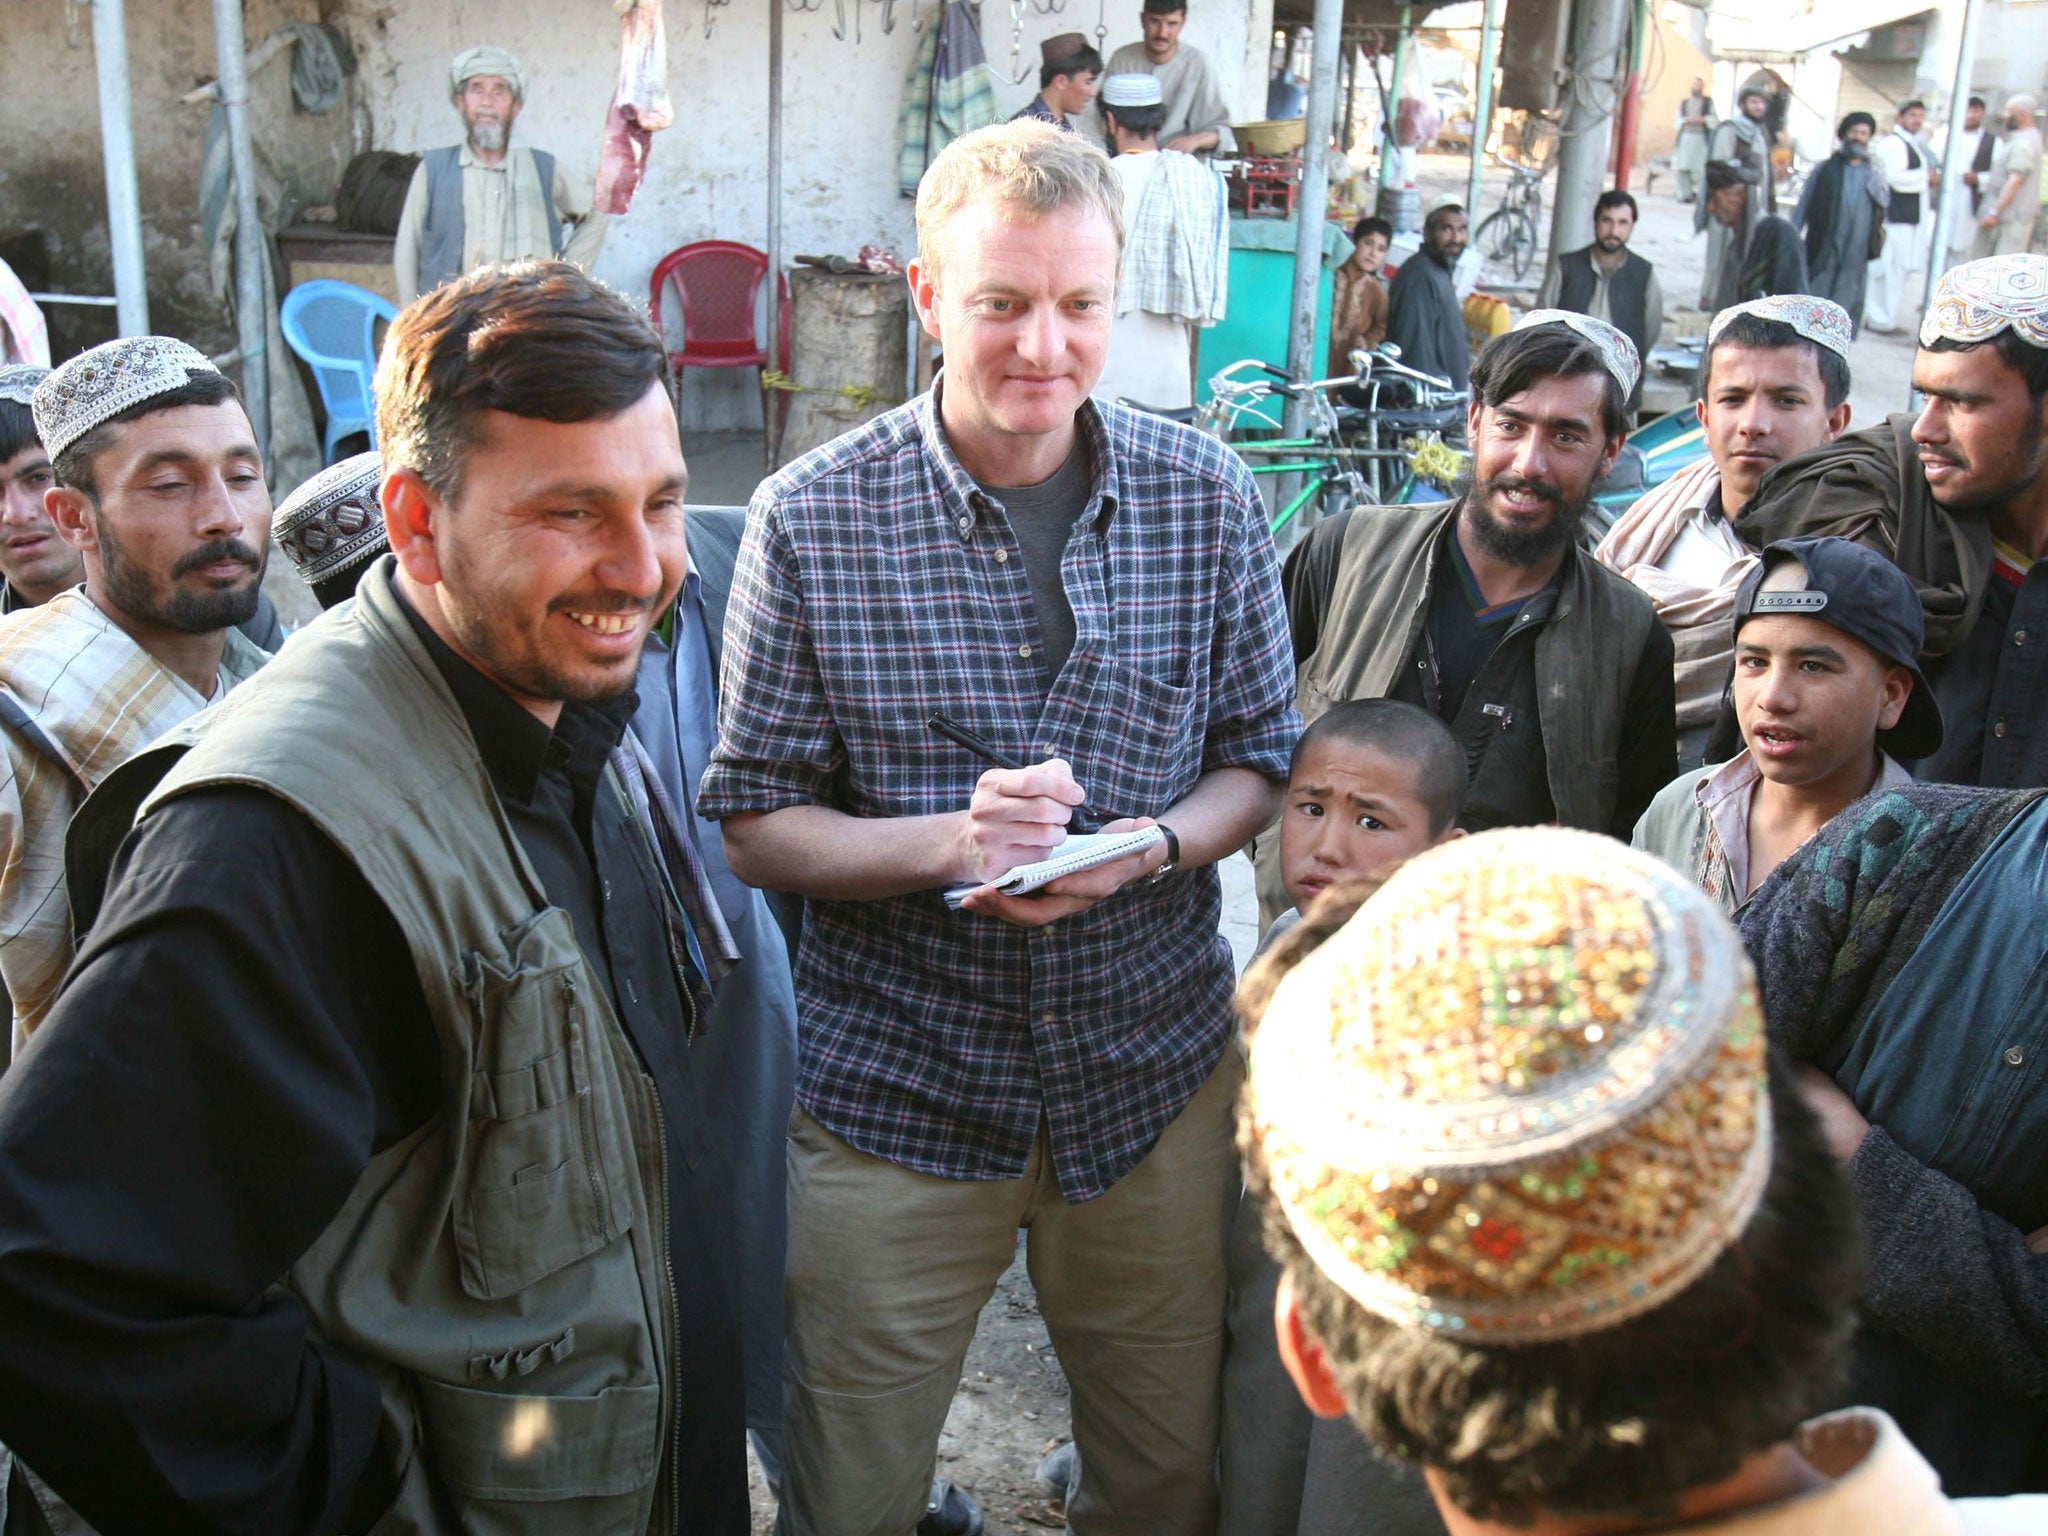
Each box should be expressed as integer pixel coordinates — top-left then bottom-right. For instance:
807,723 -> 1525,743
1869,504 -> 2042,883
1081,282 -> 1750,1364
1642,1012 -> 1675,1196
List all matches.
976,441 -> 1092,681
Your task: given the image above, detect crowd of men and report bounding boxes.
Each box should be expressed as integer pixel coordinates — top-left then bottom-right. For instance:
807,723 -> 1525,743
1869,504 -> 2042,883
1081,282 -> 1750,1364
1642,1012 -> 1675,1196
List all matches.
0,30 -> 2047,1536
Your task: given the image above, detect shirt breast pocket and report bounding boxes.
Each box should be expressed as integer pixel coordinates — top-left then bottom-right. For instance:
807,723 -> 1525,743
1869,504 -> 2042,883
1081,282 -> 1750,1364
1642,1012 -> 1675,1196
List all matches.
1057,652 -> 1202,818
452,905 -> 629,1302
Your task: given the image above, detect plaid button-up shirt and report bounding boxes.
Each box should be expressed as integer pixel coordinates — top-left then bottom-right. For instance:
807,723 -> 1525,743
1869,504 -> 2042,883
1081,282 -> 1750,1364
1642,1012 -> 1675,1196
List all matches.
698,385 -> 1297,1200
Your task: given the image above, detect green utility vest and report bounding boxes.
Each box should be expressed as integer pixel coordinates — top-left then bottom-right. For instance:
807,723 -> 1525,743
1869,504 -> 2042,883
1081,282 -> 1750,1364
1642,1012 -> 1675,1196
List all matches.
114,565 -> 679,1530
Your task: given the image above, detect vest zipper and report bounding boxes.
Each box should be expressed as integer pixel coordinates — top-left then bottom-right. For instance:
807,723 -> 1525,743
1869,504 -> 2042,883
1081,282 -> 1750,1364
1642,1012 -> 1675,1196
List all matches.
563,977 -> 612,1228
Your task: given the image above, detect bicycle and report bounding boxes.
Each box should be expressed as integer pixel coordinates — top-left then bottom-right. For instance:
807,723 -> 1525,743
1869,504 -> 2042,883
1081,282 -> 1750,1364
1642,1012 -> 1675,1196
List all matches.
1335,345 -> 1471,503
1199,360 -> 1371,539
1472,152 -> 1545,282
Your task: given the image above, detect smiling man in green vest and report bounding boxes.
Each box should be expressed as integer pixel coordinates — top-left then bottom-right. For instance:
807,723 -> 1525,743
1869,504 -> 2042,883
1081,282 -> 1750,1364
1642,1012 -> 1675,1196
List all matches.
0,262 -> 749,1533
394,46 -> 610,303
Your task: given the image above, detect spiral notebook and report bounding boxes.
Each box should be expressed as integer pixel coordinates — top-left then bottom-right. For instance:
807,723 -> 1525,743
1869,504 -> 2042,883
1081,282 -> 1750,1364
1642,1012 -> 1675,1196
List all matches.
943,826 -> 1165,910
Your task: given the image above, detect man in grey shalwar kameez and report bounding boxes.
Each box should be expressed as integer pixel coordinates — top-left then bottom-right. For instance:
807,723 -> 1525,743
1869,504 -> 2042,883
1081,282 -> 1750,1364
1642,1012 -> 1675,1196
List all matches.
1796,113 -> 1889,336
1696,86 -> 1775,307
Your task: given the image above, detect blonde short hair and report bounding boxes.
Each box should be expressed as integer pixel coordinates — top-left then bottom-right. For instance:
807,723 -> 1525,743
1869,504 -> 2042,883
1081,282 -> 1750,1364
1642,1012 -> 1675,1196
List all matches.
914,120 -> 1125,282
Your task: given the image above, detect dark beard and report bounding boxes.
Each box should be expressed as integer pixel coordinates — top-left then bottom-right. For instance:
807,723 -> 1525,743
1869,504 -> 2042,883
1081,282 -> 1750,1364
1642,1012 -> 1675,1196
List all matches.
1927,427 -> 2048,520
99,526 -> 264,634
1459,474 -> 1588,568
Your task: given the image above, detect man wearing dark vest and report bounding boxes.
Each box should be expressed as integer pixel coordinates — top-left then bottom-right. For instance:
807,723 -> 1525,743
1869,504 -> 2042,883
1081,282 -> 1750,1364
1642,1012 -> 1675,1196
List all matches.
1259,311 -> 1676,924
0,263 -> 749,1532
393,46 -> 609,304
1536,189 -> 1663,417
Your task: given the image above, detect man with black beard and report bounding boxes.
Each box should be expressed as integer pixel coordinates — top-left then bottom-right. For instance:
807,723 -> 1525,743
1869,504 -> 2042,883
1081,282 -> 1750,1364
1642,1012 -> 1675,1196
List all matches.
1385,201 -> 1472,390
1739,255 -> 2048,789
0,338 -> 270,1053
1259,314 -> 1675,920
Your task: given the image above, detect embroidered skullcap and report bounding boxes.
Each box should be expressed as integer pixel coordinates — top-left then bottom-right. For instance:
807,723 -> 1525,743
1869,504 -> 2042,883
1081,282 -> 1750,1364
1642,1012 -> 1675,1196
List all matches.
32,336 -> 221,466
1920,255 -> 2048,351
0,365 -> 49,409
1100,73 -> 1164,109
451,45 -> 525,101
2008,93 -> 2039,115
1514,308 -> 1642,395
1709,294 -> 1854,360
273,451 -> 386,587
1245,827 -> 1772,1346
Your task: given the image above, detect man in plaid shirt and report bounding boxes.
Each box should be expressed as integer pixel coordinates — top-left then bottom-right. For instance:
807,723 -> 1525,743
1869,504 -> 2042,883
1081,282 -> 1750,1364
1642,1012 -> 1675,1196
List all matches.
700,120 -> 1297,1536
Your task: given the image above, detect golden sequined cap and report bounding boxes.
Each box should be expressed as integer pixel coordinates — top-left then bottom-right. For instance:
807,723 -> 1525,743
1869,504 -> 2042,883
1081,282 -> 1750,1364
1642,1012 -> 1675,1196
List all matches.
1248,827 -> 1771,1345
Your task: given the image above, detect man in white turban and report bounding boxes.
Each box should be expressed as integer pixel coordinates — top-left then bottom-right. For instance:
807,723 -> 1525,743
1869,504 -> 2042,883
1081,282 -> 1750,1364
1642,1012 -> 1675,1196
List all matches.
393,45 -> 610,303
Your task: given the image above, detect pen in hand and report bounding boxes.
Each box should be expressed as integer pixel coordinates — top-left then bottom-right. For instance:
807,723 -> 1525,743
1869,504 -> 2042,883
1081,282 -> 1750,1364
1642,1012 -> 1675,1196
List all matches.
926,712 -> 1113,834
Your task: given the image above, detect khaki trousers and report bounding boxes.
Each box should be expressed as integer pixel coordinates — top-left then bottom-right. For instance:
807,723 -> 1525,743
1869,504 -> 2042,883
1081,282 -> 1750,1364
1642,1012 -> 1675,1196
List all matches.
776,1051 -> 1244,1536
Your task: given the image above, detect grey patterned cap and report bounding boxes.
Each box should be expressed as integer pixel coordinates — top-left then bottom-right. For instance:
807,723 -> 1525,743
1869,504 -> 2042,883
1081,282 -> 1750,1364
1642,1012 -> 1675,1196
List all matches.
1709,294 -> 1855,360
1513,308 -> 1643,395
32,336 -> 222,464
0,365 -> 50,410
1920,254 -> 2048,351
273,451 -> 387,586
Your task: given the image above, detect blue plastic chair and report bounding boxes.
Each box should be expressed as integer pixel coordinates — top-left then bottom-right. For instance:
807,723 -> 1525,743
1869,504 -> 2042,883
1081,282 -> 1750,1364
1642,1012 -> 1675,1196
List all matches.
280,279 -> 399,464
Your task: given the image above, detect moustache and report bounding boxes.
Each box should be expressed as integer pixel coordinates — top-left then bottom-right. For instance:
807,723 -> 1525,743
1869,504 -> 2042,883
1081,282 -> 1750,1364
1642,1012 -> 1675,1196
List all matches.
174,539 -> 261,577
1483,472 -> 1565,507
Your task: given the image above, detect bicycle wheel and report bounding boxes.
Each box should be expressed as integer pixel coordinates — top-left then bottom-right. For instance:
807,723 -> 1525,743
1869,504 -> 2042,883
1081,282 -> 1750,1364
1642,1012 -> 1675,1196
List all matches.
1508,208 -> 1537,280
1474,208 -> 1536,279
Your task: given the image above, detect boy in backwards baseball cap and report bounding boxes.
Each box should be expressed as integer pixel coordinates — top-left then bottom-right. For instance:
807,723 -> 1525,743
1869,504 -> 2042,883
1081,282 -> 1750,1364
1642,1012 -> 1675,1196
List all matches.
1634,535 -> 1940,911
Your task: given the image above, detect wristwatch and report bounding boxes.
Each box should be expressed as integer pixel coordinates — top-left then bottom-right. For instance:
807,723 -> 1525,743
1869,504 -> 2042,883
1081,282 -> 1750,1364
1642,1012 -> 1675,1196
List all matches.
1141,823 -> 1181,885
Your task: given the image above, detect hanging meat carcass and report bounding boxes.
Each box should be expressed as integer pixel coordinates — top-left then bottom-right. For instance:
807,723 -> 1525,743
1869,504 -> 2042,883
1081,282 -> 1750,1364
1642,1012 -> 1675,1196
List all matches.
593,0 -> 675,215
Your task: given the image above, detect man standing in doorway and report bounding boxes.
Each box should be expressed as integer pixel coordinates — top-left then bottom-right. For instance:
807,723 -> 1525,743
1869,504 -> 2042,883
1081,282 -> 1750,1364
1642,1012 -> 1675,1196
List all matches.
1976,94 -> 2041,259
1385,202 -> 1471,391
1093,73 -> 1230,410
1100,1 -> 1235,154
393,46 -> 609,303
1536,189 -> 1663,417
1697,84 -> 1775,308
1011,33 -> 1102,130
702,120 -> 1296,1536
1673,76 -> 1716,203
1867,101 -> 1937,333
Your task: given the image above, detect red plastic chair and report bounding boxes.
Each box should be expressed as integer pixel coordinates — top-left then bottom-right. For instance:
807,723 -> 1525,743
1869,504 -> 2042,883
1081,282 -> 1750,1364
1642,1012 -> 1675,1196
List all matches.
649,241 -> 792,446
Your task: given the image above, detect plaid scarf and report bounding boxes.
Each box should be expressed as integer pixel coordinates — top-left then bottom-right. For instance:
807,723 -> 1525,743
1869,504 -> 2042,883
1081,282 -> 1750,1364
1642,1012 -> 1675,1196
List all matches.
0,592 -> 267,1051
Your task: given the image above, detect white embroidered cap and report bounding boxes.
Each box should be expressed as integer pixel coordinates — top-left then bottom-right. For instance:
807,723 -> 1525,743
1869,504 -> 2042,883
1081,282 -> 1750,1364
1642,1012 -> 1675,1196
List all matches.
1513,308 -> 1642,396
1920,255 -> 2048,352
31,337 -> 223,465
1709,294 -> 1855,360
0,365 -> 49,410
1099,73 -> 1164,109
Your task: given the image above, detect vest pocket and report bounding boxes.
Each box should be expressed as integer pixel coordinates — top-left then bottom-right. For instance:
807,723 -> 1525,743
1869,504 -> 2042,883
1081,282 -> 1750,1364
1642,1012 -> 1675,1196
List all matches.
413,1375 -> 662,1501
454,907 -> 628,1301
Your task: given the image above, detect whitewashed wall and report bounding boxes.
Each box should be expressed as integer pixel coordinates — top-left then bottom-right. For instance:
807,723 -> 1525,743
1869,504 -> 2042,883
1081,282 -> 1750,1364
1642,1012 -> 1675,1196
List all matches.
346,0 -> 1263,428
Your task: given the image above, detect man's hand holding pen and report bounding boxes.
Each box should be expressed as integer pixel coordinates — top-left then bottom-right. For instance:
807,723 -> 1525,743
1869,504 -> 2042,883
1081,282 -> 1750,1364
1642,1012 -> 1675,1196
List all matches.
954,758 -> 1169,928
